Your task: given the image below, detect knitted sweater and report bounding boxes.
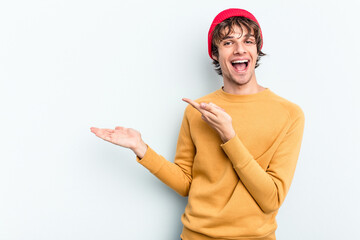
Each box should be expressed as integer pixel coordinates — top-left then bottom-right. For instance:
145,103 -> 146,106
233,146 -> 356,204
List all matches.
136,87 -> 305,240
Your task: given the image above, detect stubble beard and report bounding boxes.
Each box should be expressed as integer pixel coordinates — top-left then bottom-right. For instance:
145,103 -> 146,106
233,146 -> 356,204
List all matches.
226,71 -> 253,87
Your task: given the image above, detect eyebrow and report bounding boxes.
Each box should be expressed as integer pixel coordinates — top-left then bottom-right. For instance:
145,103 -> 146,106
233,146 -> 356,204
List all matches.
221,33 -> 255,40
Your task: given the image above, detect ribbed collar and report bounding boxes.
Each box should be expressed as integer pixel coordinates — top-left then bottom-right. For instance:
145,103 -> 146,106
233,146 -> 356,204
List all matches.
215,86 -> 272,102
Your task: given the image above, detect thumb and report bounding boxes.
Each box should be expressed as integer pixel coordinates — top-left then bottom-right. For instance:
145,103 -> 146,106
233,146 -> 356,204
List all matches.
217,106 -> 225,112
209,102 -> 225,112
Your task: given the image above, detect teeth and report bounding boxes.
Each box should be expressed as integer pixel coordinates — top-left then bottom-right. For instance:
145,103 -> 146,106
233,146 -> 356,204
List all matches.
231,60 -> 248,63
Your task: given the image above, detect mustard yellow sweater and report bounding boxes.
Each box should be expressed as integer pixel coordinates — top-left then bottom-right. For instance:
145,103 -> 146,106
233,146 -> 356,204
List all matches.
136,87 -> 305,240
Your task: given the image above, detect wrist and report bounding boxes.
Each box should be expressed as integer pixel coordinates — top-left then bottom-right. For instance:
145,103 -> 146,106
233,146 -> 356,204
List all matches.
221,128 -> 236,143
132,140 -> 148,159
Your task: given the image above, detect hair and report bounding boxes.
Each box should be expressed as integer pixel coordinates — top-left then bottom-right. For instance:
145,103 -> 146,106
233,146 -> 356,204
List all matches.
210,16 -> 266,75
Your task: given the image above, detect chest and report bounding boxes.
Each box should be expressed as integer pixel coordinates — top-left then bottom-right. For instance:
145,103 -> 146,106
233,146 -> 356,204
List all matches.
190,102 -> 290,160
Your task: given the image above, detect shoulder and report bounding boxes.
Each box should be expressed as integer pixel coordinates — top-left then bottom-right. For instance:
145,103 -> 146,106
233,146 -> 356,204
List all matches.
268,90 -> 305,122
195,89 -> 219,103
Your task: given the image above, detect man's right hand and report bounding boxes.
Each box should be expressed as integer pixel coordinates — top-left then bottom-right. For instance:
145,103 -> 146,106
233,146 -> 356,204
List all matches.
90,126 -> 148,159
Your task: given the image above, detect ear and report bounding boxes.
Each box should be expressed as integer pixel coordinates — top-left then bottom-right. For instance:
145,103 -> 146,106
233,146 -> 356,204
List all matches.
212,54 -> 218,61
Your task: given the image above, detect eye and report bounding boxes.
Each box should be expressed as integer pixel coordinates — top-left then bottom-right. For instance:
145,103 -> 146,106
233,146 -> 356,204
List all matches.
245,40 -> 255,44
223,41 -> 232,46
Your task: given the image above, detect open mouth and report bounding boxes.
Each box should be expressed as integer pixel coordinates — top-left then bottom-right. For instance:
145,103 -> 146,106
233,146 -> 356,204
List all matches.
231,60 -> 249,72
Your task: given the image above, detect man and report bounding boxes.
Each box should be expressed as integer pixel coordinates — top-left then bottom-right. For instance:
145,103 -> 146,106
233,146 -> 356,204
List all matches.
90,8 -> 305,240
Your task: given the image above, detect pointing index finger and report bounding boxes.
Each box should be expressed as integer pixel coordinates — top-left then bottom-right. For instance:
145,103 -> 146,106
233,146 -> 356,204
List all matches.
182,98 -> 201,112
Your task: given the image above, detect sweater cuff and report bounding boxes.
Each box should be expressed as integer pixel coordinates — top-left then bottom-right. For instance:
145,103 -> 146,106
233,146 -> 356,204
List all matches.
136,145 -> 165,174
220,134 -> 253,169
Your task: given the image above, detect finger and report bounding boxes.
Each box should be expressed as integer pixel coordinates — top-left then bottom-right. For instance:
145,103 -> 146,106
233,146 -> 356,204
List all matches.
182,98 -> 217,118
91,127 -> 107,136
217,106 -> 225,112
95,129 -> 108,138
105,134 -> 111,141
103,128 -> 115,133
90,127 -> 99,133
209,102 -> 225,112
182,99 -> 226,121
206,102 -> 226,115
93,128 -> 112,139
104,131 -> 114,141
201,111 -> 217,122
199,102 -> 219,116
91,127 -> 112,133
182,98 -> 203,113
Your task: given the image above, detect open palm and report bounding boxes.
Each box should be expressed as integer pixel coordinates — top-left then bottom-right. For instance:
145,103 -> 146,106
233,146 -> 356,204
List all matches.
90,126 -> 141,150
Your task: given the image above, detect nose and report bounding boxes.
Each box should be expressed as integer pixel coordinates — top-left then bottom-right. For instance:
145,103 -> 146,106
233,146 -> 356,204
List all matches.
233,41 -> 246,55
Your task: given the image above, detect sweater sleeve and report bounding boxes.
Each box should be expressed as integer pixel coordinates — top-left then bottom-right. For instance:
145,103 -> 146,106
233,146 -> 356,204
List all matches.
220,107 -> 305,213
135,107 -> 195,197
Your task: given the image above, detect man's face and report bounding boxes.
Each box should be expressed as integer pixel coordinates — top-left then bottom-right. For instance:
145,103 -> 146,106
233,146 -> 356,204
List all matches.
213,24 -> 258,87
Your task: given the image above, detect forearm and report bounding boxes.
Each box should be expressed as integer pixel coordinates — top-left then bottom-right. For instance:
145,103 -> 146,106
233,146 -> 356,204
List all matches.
136,145 -> 192,197
221,135 -> 280,212
221,131 -> 303,213
135,106 -> 195,197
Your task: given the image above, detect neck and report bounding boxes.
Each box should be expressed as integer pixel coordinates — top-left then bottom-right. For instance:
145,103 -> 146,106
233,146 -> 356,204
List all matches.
222,81 -> 266,95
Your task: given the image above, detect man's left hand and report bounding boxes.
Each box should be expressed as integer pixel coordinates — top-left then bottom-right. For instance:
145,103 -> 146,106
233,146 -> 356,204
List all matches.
182,98 -> 235,143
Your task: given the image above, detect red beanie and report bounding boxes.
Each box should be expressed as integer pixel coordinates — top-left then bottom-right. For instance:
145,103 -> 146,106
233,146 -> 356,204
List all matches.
208,8 -> 263,59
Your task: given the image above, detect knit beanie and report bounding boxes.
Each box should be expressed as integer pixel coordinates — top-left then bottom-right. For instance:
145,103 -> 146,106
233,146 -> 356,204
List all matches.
208,8 -> 263,59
